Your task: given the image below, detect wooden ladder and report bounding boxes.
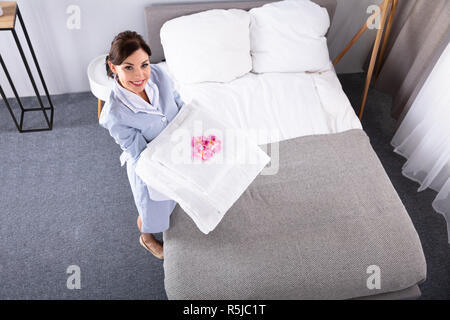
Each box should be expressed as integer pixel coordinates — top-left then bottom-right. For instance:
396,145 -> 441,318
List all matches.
333,0 -> 398,120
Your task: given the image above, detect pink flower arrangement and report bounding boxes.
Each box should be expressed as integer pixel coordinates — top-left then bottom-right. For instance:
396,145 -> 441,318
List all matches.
191,135 -> 222,161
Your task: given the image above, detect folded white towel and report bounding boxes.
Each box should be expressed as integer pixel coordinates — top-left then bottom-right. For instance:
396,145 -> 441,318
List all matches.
135,101 -> 271,234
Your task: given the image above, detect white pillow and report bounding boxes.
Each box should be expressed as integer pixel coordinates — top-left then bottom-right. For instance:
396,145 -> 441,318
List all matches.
160,9 -> 252,84
249,0 -> 332,73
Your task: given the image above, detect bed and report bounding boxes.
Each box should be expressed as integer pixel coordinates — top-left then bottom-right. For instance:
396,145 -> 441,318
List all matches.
144,0 -> 427,300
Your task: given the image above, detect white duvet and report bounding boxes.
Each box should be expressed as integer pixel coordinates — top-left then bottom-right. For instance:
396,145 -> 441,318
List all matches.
158,62 -> 362,144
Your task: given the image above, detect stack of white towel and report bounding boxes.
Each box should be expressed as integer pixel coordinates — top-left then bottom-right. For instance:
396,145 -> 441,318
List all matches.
135,101 -> 271,234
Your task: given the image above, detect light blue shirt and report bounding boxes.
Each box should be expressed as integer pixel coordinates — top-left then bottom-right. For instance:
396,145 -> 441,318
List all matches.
99,63 -> 185,233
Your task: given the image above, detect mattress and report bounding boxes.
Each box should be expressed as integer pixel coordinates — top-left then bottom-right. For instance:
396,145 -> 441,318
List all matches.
156,63 -> 426,299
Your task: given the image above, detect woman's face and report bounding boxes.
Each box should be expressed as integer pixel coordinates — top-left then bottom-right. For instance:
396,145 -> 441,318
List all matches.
109,48 -> 150,95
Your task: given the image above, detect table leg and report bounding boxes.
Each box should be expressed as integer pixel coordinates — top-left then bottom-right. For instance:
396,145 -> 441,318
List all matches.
16,8 -> 54,129
0,84 -> 21,132
0,54 -> 25,130
98,99 -> 103,119
0,6 -> 54,132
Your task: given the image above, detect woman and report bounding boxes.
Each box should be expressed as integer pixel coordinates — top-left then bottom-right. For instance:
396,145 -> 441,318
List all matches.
99,31 -> 184,259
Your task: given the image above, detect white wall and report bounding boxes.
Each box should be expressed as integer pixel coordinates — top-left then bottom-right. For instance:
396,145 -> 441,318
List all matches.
0,0 -> 380,98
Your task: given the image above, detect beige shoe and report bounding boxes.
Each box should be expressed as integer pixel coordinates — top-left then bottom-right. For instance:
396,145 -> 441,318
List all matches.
139,235 -> 164,260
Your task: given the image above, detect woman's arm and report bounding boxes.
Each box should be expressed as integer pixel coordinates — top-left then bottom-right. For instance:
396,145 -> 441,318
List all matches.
157,62 -> 185,111
173,88 -> 185,111
102,113 -> 147,161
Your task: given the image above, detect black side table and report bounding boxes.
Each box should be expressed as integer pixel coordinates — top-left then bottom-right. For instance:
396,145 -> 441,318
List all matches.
0,1 -> 54,132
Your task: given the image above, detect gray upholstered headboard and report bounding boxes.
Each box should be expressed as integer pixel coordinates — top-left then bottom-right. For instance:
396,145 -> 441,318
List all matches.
145,0 -> 337,64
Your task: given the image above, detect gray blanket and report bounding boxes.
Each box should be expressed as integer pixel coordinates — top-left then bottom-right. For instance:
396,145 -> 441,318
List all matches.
163,129 -> 426,299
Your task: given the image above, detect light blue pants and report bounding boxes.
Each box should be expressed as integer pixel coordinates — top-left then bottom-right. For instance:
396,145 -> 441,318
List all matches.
126,159 -> 177,233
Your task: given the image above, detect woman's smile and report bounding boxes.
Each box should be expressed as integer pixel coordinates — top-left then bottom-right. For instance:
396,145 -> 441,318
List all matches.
130,80 -> 146,87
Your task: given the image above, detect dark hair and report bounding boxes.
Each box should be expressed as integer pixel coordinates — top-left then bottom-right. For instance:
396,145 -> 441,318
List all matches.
105,30 -> 152,78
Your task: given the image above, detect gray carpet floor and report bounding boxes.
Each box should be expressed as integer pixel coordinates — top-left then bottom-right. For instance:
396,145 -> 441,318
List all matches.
0,73 -> 448,299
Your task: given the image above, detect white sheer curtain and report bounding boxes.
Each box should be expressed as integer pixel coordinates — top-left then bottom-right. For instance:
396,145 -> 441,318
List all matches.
391,41 -> 450,243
